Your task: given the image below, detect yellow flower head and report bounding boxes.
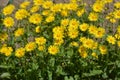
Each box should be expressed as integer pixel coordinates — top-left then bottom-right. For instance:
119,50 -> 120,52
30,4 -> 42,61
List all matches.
3,17 -> 14,28
114,10 -> 120,19
79,37 -> 87,43
80,51 -> 88,58
94,27 -> 105,38
15,47 -> 25,58
0,46 -> 13,56
35,26 -> 41,33
29,13 -> 42,24
42,10 -> 50,16
78,45 -> 86,53
68,30 -> 79,39
107,35 -> 116,45
25,42 -> 36,52
35,37 -> 46,45
54,39 -> 64,46
61,19 -> 69,27
20,1 -> 30,9
60,10 -> 68,17
45,15 -> 55,23
48,45 -> 59,55
70,41 -> 79,47
88,12 -> 98,21
33,0 -> 43,6
117,41 -> 120,47
69,19 -> 79,29
114,2 -> 120,9
99,45 -> 107,55
83,38 -> 94,49
42,1 -> 53,9
2,4 -> 15,16
0,33 -> 8,41
79,23 -> 89,31
76,8 -> 85,17
15,9 -> 29,20
88,25 -> 97,35
92,52 -> 98,58
38,45 -> 45,51
92,2 -> 104,12
30,6 -> 40,13
14,28 -> 24,37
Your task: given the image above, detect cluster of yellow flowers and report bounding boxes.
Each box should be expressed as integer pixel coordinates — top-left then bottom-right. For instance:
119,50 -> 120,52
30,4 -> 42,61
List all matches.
0,0 -> 120,58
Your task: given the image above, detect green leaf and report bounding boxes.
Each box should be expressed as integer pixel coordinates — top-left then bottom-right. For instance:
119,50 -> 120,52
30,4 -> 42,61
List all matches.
0,72 -> 11,79
49,57 -> 55,67
66,49 -> 73,57
32,63 -> 39,70
102,73 -> 108,79
90,69 -> 103,76
0,65 -> 12,69
56,65 -> 66,75
48,71 -> 52,80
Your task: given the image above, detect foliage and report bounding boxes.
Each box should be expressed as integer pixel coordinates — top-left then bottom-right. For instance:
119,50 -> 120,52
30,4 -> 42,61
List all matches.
0,0 -> 120,80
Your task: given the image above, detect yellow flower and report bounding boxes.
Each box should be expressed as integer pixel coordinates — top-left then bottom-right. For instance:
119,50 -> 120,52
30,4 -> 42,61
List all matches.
38,45 -> 45,51
69,19 -> 79,28
3,17 -> 14,28
60,10 -> 68,17
53,32 -> 64,40
79,23 -> 89,31
15,47 -> 25,58
76,8 -> 85,17
92,2 -> 104,12
20,1 -> 30,9
35,37 -> 46,45
88,25 -> 97,35
29,13 -> 42,24
50,4 -> 62,12
104,0 -> 113,3
61,19 -> 69,27
79,37 -> 87,43
107,35 -> 116,44
114,2 -> 120,9
42,10 -> 50,16
80,51 -> 88,58
88,12 -> 98,21
115,33 -> 120,39
42,1 -> 53,9
25,42 -> 36,52
67,3 -> 78,11
48,45 -> 59,55
14,28 -> 24,37
70,41 -> 79,47
68,30 -> 79,39
0,46 -> 13,56
15,9 -> 29,20
117,41 -> 120,47
94,27 -> 105,38
92,42 -> 98,49
0,33 -> 8,41
54,39 -> 64,46
30,6 -> 40,13
2,4 -> 15,16
83,38 -> 94,49
53,26 -> 64,33
35,26 -> 41,33
33,0 -> 43,6
114,10 -> 120,19
45,15 -> 55,23
78,45 -> 86,53
110,18 -> 116,23
92,52 -> 98,58
99,45 -> 107,55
